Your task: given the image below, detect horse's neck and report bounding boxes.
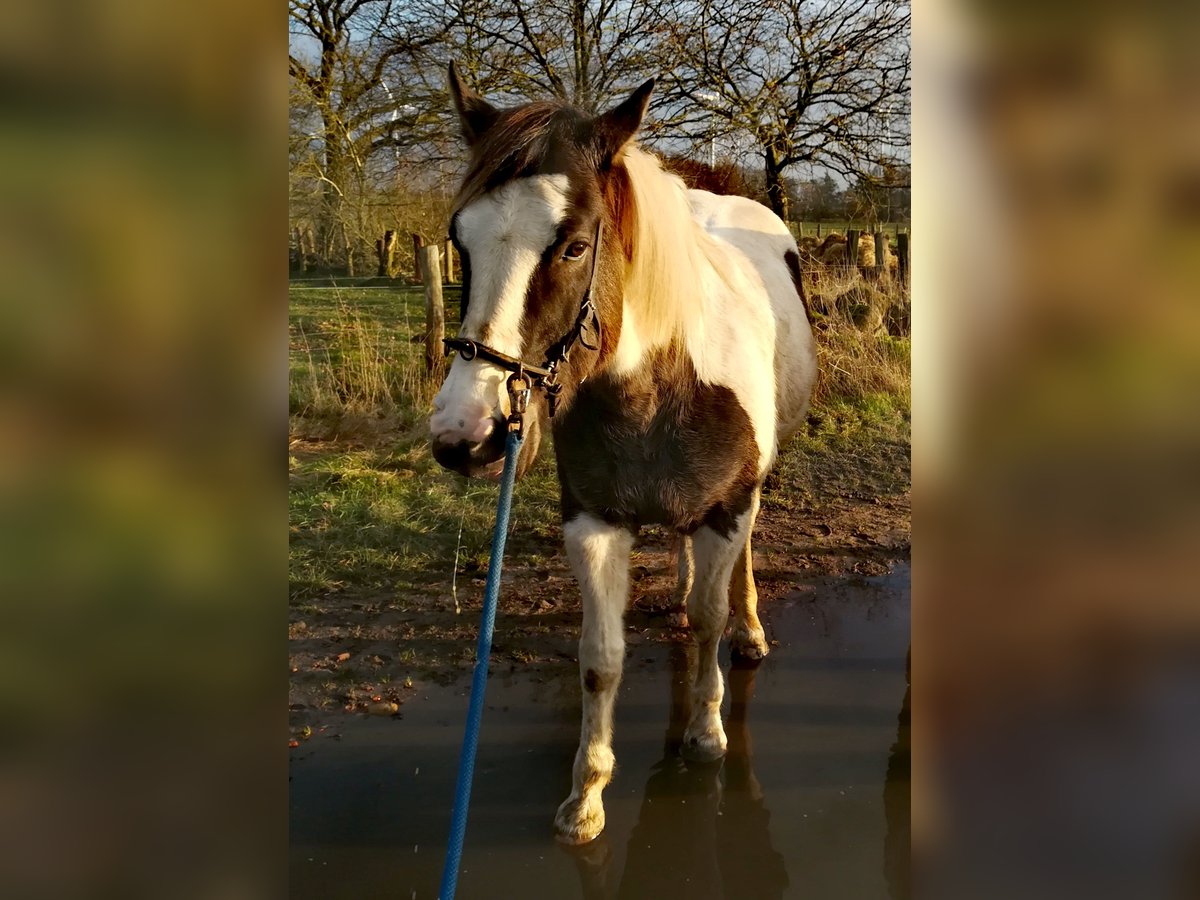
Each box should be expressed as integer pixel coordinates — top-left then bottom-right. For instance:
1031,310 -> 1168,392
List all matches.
604,148 -> 719,377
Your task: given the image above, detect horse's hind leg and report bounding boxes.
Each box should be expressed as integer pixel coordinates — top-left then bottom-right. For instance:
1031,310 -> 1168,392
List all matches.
681,506 -> 753,761
555,513 -> 634,845
668,534 -> 692,628
730,489 -> 770,660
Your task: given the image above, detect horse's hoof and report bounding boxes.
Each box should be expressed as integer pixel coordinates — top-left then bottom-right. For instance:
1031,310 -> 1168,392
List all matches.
666,609 -> 689,629
680,725 -> 727,762
554,796 -> 605,845
730,626 -> 770,661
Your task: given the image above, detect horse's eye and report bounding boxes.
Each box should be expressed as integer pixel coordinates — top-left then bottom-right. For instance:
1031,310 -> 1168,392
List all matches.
563,241 -> 588,261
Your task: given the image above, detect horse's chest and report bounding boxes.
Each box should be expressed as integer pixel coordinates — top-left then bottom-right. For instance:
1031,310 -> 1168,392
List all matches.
553,373 -> 759,532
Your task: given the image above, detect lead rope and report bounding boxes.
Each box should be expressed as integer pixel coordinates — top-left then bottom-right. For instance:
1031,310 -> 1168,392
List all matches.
438,387 -> 527,900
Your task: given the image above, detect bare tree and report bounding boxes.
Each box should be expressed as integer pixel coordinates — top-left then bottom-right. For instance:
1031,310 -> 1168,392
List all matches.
289,0 -> 448,265
421,0 -> 676,116
662,0 -> 910,219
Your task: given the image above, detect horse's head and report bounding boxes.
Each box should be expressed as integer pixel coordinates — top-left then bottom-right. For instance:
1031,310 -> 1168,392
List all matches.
429,63 -> 654,479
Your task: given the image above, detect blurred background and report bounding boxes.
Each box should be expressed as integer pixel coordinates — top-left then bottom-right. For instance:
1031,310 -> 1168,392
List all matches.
914,0 -> 1200,897
0,0 -> 1197,896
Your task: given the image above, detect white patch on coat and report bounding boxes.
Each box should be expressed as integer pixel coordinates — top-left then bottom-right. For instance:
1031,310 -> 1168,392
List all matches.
689,188 -> 818,445
613,147 -> 817,473
429,175 -> 571,445
556,513 -> 633,836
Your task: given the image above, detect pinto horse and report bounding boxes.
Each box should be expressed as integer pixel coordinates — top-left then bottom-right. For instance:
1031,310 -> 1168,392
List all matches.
429,64 -> 817,845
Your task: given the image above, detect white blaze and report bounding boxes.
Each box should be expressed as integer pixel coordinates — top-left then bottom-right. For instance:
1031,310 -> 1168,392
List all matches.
430,175 -> 571,445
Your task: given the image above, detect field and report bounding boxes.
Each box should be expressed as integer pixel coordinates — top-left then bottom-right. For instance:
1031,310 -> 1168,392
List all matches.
288,273 -> 911,720
788,220 -> 910,239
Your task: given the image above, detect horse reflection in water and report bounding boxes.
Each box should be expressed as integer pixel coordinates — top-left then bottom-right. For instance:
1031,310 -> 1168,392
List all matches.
566,645 -> 789,900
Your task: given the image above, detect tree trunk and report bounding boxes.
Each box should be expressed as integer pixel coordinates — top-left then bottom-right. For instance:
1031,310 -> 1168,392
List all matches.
341,221 -> 354,276
317,111 -> 347,271
764,143 -> 789,221
376,231 -> 396,278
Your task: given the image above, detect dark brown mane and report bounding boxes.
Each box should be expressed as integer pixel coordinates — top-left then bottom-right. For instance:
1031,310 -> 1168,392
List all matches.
453,101 -> 593,214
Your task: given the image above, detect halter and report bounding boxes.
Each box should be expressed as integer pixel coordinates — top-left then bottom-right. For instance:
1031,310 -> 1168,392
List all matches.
443,218 -> 604,434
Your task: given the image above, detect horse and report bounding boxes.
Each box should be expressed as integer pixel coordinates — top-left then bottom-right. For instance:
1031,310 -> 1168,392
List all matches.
428,63 -> 817,845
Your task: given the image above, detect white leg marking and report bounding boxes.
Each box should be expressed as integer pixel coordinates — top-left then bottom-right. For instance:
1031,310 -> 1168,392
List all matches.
555,514 -> 634,844
729,489 -> 770,660
681,508 -> 754,761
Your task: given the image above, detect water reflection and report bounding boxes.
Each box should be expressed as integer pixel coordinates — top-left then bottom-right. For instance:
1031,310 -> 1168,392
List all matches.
569,646 -> 789,899
884,651 -> 911,900
288,565 -> 912,899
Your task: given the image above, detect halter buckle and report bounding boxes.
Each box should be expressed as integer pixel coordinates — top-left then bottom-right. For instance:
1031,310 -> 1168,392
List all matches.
506,371 -> 531,435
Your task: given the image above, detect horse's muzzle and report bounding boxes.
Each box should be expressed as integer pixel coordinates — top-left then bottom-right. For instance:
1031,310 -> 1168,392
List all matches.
431,418 -> 507,478
431,414 -> 542,481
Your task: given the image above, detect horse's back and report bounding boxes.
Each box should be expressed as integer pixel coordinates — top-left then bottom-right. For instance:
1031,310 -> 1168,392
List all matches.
687,190 -> 817,444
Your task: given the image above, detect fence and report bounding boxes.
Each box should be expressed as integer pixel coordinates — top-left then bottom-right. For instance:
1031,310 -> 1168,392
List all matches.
291,224 -> 909,288
792,225 -> 911,285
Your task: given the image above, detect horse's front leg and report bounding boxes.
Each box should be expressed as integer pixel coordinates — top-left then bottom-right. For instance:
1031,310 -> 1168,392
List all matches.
555,513 -> 634,844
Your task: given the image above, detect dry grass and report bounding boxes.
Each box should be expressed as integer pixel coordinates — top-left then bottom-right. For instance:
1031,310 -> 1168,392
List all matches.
289,285 -> 452,435
805,268 -> 911,417
286,276 -> 909,436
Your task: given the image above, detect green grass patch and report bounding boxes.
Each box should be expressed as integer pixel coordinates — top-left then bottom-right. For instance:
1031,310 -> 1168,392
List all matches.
288,436 -> 562,602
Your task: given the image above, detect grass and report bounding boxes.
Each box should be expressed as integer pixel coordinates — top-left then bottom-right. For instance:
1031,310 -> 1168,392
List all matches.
288,272 -> 909,602
288,281 -> 464,422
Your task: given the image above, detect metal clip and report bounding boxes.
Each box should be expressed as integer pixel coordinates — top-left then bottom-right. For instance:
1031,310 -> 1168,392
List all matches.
578,300 -> 601,351
506,371 -> 531,435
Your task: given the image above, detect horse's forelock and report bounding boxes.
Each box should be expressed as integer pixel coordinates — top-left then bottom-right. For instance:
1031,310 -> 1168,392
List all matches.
453,102 -> 591,215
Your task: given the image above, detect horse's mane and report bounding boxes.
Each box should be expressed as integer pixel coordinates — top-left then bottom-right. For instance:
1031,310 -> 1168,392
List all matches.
618,146 -> 725,356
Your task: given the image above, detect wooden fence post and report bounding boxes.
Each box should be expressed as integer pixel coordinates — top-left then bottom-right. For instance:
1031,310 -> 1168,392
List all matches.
874,230 -> 887,280
846,228 -> 860,273
443,239 -> 455,283
420,245 -> 445,373
817,222 -> 822,238
412,233 -> 426,281
897,232 -> 909,285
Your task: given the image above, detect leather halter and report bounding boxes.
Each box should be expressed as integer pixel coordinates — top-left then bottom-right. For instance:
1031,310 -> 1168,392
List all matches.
443,218 -> 604,430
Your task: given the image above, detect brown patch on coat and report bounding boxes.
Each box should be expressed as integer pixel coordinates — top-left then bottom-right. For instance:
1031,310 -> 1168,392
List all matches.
583,668 -> 611,693
603,161 -> 637,262
555,343 -> 760,537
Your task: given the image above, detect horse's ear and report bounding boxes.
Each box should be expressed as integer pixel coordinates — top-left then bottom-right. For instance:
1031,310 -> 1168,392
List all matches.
591,78 -> 655,164
447,61 -> 499,146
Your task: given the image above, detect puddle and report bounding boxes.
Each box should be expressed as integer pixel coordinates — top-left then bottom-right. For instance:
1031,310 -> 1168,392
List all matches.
290,563 -> 910,899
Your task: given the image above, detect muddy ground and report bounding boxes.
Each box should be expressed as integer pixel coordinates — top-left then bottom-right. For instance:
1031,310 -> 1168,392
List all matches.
287,424 -> 910,736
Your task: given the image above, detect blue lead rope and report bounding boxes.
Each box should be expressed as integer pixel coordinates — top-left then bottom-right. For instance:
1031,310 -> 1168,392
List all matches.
438,429 -> 524,900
